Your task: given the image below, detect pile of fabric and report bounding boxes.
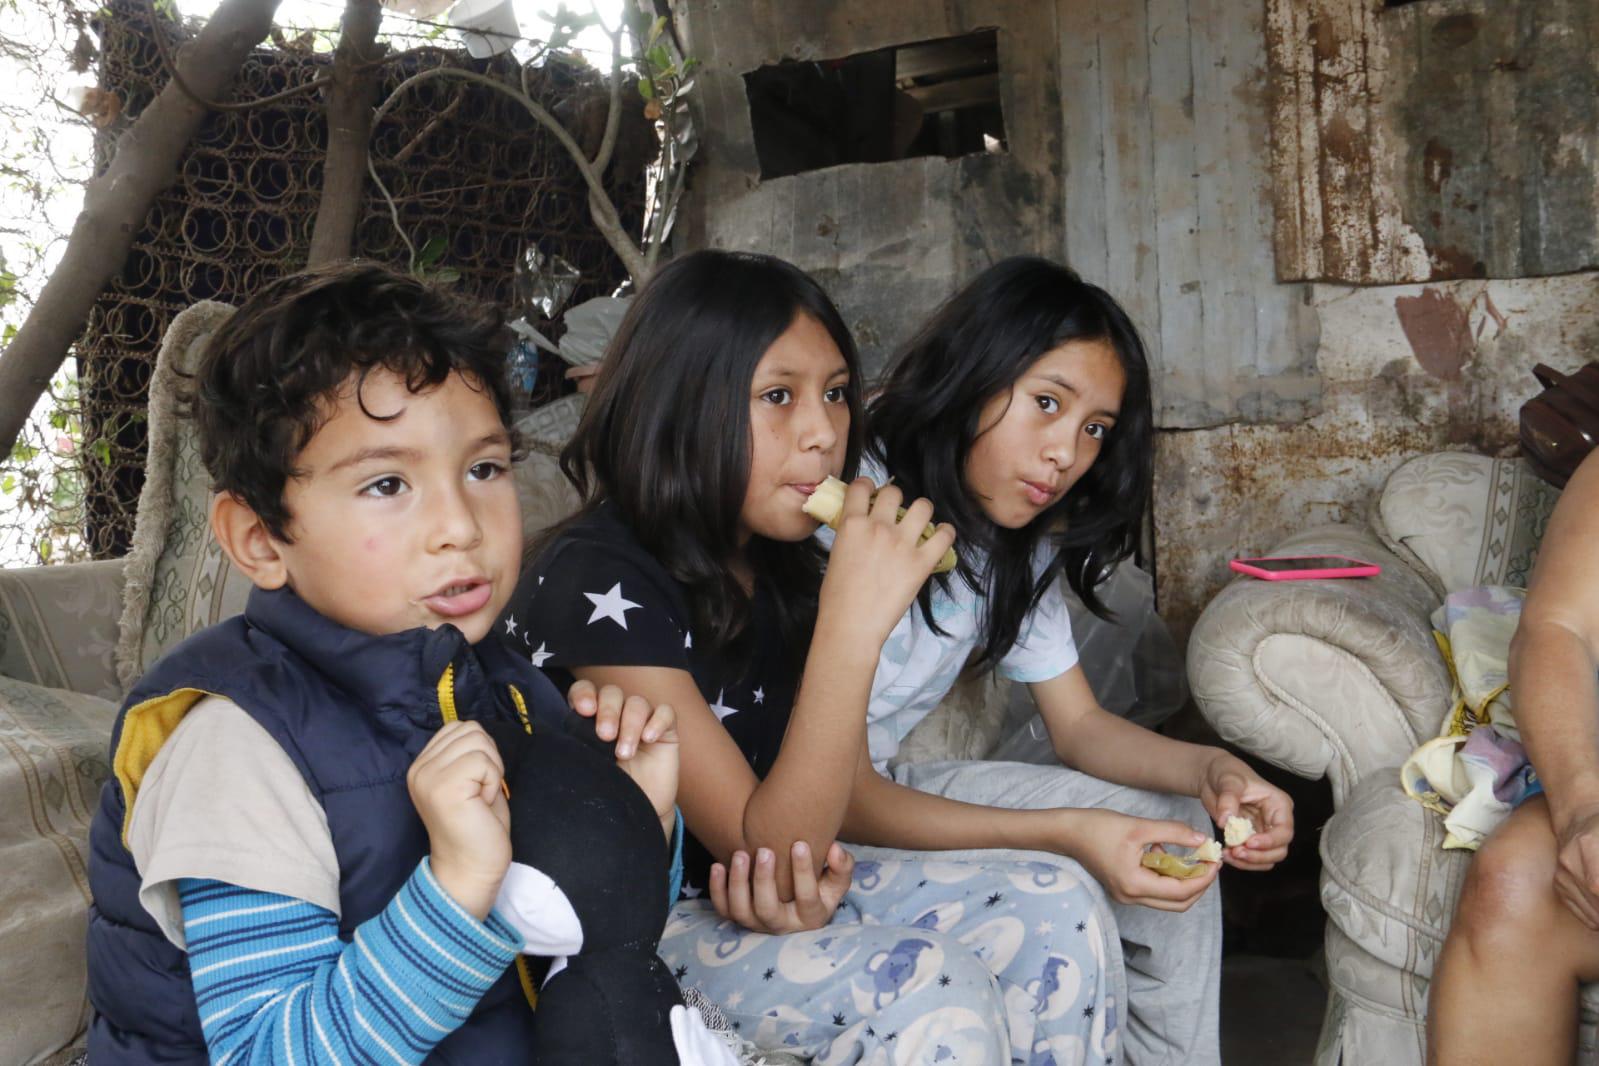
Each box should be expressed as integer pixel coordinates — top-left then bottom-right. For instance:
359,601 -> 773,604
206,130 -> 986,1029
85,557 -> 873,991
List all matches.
1401,585 -> 1543,850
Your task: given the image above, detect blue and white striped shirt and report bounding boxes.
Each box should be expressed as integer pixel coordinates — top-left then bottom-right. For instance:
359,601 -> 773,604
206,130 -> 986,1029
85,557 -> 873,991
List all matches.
178,858 -> 523,1064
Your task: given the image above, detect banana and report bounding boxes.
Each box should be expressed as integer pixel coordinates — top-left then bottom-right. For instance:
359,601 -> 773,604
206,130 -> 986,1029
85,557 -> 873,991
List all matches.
1140,839 -> 1222,879
1223,816 -> 1256,847
803,476 -> 957,574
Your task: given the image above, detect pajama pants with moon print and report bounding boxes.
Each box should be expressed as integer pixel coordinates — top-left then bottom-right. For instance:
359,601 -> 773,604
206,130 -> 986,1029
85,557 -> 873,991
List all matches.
659,854 -> 1116,1065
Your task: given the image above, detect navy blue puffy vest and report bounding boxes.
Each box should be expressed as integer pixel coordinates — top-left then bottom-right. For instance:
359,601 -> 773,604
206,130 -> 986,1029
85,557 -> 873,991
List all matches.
86,585 -> 567,1064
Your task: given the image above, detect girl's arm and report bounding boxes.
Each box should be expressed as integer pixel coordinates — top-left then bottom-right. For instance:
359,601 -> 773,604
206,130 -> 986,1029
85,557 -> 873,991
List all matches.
1033,665 -> 1293,869
579,482 -> 953,901
839,744 -> 1218,910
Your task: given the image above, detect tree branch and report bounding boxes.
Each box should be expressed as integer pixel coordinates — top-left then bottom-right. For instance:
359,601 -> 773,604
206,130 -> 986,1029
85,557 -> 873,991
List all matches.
590,9 -> 623,176
370,65 -> 648,281
306,0 -> 383,266
0,0 -> 284,460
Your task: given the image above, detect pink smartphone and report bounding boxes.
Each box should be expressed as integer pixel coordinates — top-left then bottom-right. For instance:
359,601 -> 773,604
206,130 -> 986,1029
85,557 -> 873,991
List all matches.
1229,554 -> 1382,581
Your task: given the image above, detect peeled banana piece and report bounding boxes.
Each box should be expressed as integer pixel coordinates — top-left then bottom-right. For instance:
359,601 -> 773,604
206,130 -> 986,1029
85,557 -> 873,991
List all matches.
803,476 -> 958,574
1140,839 -> 1223,879
1223,816 -> 1256,847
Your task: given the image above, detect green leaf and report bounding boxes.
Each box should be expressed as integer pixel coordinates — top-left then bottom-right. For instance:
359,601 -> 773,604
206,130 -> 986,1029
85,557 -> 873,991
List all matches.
647,43 -> 671,73
647,15 -> 666,47
9,441 -> 37,463
415,235 -> 447,271
431,267 -> 461,284
1,474 -> 14,495
637,77 -> 655,101
91,437 -> 111,466
48,410 -> 67,430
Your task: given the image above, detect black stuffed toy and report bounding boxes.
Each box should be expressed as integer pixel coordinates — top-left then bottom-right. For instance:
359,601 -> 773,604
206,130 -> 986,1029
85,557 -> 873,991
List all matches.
480,718 -> 734,1066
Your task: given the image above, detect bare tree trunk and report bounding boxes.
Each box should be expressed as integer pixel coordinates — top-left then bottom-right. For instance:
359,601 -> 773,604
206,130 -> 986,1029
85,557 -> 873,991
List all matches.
306,0 -> 383,266
0,0 -> 283,459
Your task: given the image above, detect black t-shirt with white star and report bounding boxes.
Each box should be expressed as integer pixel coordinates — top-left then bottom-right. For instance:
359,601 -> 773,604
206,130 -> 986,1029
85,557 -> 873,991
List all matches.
500,502 -> 799,894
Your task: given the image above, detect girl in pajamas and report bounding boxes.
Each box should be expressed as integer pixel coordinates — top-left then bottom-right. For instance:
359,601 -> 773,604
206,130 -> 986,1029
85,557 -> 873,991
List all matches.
730,257 -> 1296,1065
502,250 -> 1113,1064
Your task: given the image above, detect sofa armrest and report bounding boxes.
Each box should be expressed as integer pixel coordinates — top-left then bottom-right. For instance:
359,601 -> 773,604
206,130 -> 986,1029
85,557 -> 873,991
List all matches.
0,559 -> 126,703
1186,525 -> 1451,807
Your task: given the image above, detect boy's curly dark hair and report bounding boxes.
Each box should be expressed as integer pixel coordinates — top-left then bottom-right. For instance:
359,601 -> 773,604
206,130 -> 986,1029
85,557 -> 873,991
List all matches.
189,262 -> 515,541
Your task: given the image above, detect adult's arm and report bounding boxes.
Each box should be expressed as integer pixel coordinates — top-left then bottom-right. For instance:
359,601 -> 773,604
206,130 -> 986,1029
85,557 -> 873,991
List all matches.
1511,451 -> 1599,923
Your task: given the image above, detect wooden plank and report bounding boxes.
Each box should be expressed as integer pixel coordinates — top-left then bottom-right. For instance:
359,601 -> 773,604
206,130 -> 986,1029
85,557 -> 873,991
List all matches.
894,36 -> 996,81
1057,1 -> 1111,286
1090,0 -> 1162,361
1145,0 -> 1204,419
901,72 -> 1000,113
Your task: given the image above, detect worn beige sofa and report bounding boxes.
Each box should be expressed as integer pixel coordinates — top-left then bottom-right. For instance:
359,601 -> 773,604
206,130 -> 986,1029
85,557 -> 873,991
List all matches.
1186,450 -> 1588,1064
0,302 -> 1008,1065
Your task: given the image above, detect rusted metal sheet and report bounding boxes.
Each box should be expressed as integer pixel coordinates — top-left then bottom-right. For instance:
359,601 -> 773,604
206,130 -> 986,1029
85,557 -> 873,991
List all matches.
1155,273 -> 1599,636
1268,0 -> 1599,284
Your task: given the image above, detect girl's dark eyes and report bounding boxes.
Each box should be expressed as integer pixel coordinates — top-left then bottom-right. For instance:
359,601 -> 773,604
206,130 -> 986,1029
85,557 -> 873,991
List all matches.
361,476 -> 407,498
824,385 -> 848,403
1036,395 -> 1060,414
468,460 -> 507,481
1085,423 -> 1108,440
760,387 -> 793,405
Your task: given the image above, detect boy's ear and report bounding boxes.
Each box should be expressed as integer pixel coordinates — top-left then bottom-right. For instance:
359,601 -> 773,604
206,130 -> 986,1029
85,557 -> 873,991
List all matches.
209,492 -> 289,590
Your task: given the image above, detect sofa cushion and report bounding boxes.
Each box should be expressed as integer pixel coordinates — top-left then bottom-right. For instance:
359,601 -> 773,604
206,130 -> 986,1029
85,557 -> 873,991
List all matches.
1374,452 -> 1558,598
1320,776 -> 1599,1024
0,676 -> 117,1063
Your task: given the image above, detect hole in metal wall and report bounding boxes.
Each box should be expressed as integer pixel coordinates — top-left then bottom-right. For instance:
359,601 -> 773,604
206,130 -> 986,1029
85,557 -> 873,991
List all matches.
743,29 -> 1007,181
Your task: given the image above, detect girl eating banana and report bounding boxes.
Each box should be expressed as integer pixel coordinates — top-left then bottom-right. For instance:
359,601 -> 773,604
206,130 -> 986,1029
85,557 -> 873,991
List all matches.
499,250 -> 1117,1064
728,256 -> 1296,1065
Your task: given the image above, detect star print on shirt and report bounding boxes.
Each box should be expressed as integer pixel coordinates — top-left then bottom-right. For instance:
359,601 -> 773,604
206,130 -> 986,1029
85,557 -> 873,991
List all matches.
753,687 -> 765,704
709,689 -> 742,722
683,631 -> 692,649
529,642 -> 554,668
503,616 -> 518,636
584,582 -> 641,629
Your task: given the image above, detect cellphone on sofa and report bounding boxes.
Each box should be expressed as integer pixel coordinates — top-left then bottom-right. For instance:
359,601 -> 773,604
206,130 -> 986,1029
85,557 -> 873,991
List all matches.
1228,554 -> 1382,581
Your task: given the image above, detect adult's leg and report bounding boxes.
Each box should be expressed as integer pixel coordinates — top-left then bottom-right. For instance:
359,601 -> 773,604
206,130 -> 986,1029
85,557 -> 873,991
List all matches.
1428,794 -> 1599,1066
889,759 -> 1222,1066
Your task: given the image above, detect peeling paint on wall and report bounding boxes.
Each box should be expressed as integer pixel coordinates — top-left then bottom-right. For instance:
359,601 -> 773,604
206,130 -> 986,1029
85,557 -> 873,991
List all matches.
1394,288 -> 1473,380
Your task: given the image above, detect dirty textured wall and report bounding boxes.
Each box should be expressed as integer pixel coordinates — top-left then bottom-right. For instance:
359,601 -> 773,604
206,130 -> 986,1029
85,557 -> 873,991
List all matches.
1158,274 -> 1599,637
1269,0 -> 1599,283
674,0 -> 1599,639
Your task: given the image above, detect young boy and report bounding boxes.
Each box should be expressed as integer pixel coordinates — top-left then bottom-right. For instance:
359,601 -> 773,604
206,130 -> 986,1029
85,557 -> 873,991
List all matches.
84,264 -> 679,1063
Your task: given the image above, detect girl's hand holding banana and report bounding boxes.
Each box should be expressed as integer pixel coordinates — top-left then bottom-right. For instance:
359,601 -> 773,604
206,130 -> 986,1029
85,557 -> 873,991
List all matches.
803,476 -> 958,574
812,477 -> 957,648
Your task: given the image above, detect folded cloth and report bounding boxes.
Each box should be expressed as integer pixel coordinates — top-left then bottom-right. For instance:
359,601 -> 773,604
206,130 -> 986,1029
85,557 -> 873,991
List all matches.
1401,586 -> 1540,850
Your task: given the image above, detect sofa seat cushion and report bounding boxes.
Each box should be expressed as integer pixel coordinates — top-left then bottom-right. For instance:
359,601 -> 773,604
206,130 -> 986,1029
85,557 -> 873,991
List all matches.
0,676 -> 117,1064
1320,775 -> 1599,1022
1374,452 -> 1558,598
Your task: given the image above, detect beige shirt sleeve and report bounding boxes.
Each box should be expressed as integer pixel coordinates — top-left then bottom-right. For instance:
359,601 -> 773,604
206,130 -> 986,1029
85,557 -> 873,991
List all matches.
125,695 -> 342,949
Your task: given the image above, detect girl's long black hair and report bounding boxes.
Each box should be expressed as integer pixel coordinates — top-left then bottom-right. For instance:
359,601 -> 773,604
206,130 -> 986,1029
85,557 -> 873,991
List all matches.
868,256 -> 1154,674
551,249 -> 865,658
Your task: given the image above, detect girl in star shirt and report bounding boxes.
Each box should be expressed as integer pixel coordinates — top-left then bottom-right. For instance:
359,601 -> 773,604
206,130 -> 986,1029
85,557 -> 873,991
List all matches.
501,250 -> 1117,1065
